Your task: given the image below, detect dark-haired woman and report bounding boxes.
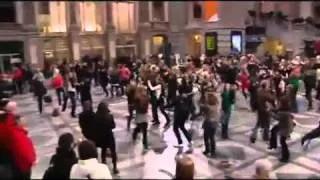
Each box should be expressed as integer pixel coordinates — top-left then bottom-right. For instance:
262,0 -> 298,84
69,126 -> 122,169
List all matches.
95,100 -> 119,174
43,133 -> 78,179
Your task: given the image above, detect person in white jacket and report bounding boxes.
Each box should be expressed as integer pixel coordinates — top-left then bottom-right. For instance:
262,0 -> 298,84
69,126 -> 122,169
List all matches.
70,140 -> 113,179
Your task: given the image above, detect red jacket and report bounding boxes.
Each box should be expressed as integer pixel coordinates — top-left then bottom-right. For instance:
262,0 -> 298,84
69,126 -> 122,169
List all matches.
0,113 -> 36,173
13,68 -> 23,81
239,73 -> 250,90
52,75 -> 64,89
120,67 -> 131,81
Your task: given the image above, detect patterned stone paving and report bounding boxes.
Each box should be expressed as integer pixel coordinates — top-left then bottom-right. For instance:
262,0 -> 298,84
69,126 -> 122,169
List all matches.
11,87 -> 320,179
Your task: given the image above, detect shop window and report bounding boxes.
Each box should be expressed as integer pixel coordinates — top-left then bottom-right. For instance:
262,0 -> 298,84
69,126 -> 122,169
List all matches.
0,2 -> 15,22
79,2 -> 102,32
40,2 -> 67,33
112,2 -> 135,34
152,2 -> 165,21
193,2 -> 202,19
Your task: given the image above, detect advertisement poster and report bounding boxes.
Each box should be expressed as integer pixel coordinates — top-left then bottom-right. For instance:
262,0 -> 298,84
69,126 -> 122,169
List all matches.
230,31 -> 243,54
205,32 -> 218,56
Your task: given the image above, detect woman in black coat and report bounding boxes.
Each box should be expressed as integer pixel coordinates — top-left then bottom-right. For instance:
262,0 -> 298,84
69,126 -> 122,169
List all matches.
42,133 -> 78,180
95,100 -> 119,174
79,101 -> 96,142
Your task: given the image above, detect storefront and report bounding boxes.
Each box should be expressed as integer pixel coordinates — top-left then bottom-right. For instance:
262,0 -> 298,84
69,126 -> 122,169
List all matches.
245,26 -> 266,53
205,32 -> 218,56
0,41 -> 24,72
80,34 -> 105,58
115,34 -> 136,57
42,36 -> 70,63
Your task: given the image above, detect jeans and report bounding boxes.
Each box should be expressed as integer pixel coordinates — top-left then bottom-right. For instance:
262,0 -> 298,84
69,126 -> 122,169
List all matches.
37,95 -> 43,114
101,134 -> 118,171
203,121 -> 217,154
301,127 -> 320,145
101,83 -> 109,96
110,84 -> 120,97
127,104 -> 134,129
173,113 -> 192,144
62,91 -> 76,116
14,80 -> 23,94
280,136 -> 289,161
305,85 -> 313,109
269,124 -> 279,149
221,109 -> 231,138
151,97 -> 170,124
132,122 -> 148,148
55,88 -> 64,106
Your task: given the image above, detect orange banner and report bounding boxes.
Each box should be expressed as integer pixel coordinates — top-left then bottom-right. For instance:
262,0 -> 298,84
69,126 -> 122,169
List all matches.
204,1 -> 219,22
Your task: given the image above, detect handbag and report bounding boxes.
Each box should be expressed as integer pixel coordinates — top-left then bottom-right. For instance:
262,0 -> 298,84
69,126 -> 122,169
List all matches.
44,95 -> 53,103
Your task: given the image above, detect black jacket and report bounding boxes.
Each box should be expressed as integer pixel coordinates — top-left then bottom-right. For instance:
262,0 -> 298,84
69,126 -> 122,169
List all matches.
79,110 -> 97,141
95,111 -> 116,148
42,149 -> 78,180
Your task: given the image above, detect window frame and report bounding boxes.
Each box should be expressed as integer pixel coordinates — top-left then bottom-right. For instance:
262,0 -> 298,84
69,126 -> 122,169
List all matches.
112,1 -> 136,34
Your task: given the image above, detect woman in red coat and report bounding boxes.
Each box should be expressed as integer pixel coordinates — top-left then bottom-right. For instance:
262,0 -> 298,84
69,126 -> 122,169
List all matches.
239,69 -> 250,101
52,68 -> 65,106
0,99 -> 36,180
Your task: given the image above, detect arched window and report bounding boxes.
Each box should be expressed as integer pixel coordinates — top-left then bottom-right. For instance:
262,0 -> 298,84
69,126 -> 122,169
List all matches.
79,2 -> 102,32
39,2 -> 67,33
112,2 -> 135,34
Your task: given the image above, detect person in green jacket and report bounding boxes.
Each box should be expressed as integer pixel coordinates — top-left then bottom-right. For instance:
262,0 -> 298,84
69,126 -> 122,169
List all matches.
288,75 -> 300,113
220,83 -> 235,139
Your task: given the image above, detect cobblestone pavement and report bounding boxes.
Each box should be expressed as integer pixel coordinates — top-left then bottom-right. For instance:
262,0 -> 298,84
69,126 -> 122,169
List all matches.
12,87 -> 320,179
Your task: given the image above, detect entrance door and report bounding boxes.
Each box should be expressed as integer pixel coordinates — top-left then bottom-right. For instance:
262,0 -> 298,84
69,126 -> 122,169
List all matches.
152,35 -> 166,55
190,33 -> 201,56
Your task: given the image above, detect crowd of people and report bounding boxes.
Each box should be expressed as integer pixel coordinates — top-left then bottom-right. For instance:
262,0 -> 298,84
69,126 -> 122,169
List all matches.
1,52 -> 320,179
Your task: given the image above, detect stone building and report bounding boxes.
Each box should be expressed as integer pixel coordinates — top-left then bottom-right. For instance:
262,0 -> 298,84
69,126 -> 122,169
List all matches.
6,1 -> 317,68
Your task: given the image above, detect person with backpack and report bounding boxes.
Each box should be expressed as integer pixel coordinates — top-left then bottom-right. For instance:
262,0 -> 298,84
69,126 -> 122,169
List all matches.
42,133 -> 78,180
0,99 -> 36,179
52,68 -> 64,106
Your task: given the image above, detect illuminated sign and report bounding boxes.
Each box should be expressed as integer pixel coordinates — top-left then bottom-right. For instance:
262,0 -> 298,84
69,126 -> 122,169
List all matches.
204,1 -> 219,22
205,32 -> 218,56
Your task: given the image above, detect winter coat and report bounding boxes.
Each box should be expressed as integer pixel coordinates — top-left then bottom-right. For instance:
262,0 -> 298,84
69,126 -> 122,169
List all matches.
79,110 -> 97,142
271,111 -> 294,137
43,149 -> 78,180
70,158 -> 112,179
33,80 -> 47,97
94,110 -> 116,148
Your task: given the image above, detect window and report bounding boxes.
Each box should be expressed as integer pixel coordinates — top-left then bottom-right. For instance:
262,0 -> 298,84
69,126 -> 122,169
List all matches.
79,2 -> 102,32
39,2 -> 67,33
152,2 -> 165,21
193,2 -> 202,19
0,2 -> 15,22
39,2 -> 49,15
112,2 -> 135,34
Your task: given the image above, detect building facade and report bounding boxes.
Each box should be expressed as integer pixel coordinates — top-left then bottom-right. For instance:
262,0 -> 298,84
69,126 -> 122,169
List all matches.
3,1 -> 303,68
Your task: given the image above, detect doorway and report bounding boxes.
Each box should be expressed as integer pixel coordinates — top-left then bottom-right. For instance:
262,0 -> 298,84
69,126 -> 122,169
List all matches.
152,34 -> 167,55
190,33 -> 202,57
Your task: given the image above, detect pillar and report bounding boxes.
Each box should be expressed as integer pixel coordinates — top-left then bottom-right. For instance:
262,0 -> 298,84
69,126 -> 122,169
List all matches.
104,2 -> 116,63
68,2 -> 81,61
15,2 -> 23,24
300,1 -> 312,18
22,2 -> 43,67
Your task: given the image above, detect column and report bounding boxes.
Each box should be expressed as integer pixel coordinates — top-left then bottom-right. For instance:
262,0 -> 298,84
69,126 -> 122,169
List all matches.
68,2 -> 81,61
104,2 -> 116,62
22,2 -> 37,30
300,1 -> 312,18
15,2 -> 23,24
